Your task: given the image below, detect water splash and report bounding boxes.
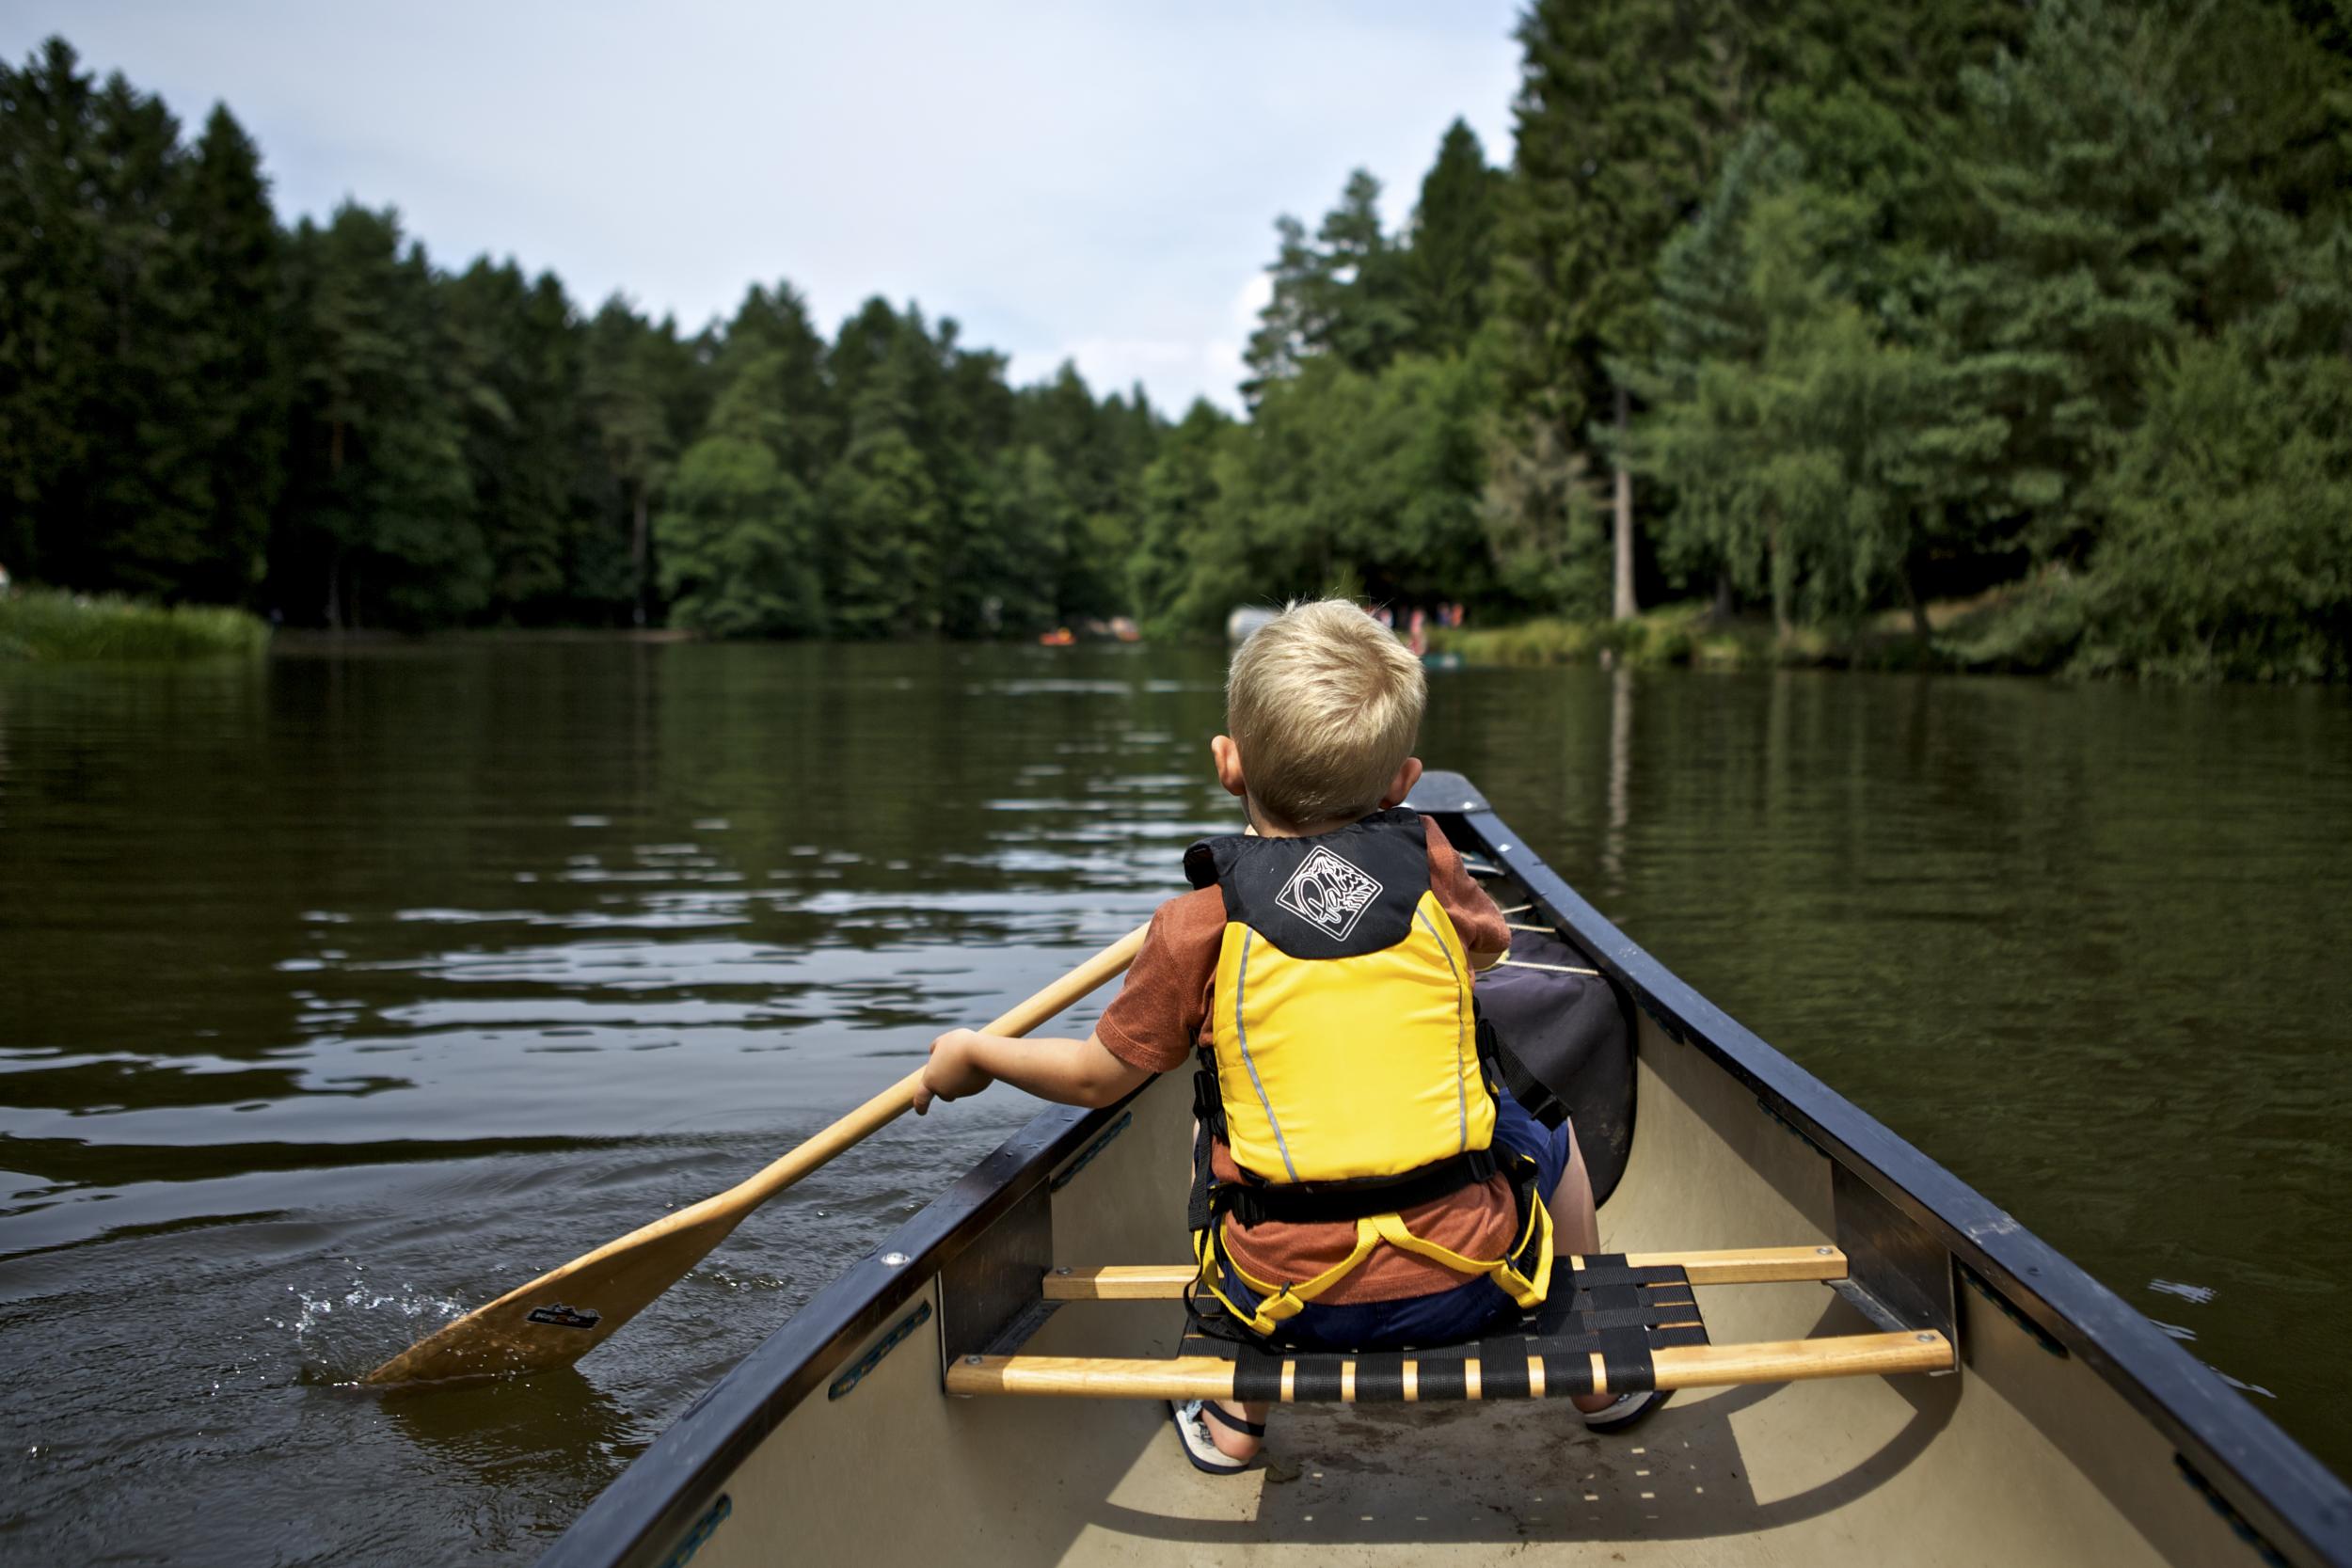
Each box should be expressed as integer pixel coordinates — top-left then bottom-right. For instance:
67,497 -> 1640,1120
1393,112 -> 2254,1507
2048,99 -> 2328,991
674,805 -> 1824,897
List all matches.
2149,1278 -> 2217,1305
270,1264 -> 467,1376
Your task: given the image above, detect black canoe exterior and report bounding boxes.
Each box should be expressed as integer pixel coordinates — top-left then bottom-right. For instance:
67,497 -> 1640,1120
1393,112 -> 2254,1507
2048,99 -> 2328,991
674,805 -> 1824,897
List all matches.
541,771 -> 2350,1568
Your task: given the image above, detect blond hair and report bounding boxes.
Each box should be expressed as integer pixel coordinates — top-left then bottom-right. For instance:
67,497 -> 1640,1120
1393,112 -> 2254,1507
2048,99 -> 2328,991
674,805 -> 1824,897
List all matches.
1227,598 -> 1425,827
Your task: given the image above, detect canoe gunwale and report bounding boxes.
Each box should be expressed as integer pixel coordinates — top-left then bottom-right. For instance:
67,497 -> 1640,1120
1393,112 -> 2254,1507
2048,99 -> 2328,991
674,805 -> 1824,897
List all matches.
1438,783 -> 2349,1568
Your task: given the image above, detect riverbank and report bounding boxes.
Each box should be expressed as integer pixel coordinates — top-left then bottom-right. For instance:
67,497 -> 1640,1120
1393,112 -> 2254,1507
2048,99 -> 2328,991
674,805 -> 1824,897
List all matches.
0,588 -> 270,661
1426,575 -> 2346,682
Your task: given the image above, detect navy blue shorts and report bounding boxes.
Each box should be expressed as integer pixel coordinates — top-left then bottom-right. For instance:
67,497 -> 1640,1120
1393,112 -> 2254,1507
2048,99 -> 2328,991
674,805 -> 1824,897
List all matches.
1219,1090 -> 1575,1354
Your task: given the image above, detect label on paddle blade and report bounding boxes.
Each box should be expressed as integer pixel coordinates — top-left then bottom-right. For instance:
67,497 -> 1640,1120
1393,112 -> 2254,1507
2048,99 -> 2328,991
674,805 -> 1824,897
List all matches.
526,1302 -> 601,1330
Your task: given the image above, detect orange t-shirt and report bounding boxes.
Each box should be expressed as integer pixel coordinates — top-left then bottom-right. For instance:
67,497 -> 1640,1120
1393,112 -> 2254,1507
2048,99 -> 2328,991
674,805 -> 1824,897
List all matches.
1095,814 -> 1516,1304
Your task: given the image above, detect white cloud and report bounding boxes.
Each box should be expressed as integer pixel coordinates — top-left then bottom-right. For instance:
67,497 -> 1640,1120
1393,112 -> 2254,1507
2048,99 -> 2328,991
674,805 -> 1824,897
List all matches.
5,0 -> 1522,414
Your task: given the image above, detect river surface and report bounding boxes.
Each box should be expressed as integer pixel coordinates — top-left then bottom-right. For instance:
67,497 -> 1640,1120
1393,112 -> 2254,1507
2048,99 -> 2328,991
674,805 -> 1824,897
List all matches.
1,639 -> 2345,1564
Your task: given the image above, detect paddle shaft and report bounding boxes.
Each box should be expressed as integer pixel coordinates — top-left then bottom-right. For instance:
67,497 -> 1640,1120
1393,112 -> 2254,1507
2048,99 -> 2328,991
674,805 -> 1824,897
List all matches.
731,923 -> 1148,1211
364,922 -> 1146,1385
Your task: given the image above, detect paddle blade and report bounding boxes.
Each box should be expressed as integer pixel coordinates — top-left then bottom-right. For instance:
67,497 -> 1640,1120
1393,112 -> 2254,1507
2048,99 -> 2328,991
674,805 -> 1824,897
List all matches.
364,1199 -> 745,1386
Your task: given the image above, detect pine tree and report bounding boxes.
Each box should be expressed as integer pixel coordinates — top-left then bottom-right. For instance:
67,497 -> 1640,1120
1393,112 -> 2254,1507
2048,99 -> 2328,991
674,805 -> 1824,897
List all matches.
0,39 -> 104,585
656,348 -> 826,638
821,333 -> 940,636
1243,171 -> 1414,397
1405,119 -> 1502,357
713,281 -> 832,481
1499,0 -> 1738,620
1941,0 -> 2267,563
580,298 -> 684,625
1128,400 -> 1232,634
442,260 -> 594,621
182,103 -> 285,607
276,204 -> 483,627
86,73 -> 218,598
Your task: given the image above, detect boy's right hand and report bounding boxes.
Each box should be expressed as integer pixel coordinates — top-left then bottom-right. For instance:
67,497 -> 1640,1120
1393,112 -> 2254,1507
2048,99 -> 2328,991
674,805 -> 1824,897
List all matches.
912,1028 -> 995,1115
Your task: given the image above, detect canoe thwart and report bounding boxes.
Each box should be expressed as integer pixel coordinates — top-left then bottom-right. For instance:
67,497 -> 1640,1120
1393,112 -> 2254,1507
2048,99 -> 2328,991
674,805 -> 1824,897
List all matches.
1039,1244 -> 1849,1301
965,1249 -> 1947,1402
946,1330 -> 1955,1402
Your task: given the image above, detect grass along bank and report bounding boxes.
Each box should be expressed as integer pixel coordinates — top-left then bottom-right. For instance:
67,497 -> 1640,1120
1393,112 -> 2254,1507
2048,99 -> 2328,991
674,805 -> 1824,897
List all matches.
1427,602 -> 1842,672
1422,578 -> 2273,680
0,589 -> 270,661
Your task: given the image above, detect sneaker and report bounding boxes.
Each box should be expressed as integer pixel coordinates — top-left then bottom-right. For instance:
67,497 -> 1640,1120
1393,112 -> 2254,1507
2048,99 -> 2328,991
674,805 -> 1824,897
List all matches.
1168,1400 -> 1258,1475
1581,1388 -> 1668,1432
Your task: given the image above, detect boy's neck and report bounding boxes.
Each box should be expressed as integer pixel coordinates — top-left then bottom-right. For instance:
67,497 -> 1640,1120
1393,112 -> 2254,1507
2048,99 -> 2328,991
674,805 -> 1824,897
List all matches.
1246,800 -> 1374,839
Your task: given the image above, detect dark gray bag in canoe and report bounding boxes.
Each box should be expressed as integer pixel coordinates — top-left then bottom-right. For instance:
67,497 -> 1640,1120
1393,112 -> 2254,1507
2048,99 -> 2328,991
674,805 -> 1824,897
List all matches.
1474,927 -> 1637,1205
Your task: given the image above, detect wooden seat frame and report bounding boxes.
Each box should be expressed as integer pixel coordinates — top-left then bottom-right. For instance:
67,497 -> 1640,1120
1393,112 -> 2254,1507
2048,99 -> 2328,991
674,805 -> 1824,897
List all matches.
944,1246 -> 1955,1404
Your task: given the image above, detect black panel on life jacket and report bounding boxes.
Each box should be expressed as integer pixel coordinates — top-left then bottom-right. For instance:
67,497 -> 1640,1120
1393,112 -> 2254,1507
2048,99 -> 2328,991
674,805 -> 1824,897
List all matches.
1182,808 -> 1432,960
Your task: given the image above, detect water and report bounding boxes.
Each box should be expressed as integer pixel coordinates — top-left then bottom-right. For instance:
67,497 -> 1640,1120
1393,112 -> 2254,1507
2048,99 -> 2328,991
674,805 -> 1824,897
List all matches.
0,640 -> 2344,1563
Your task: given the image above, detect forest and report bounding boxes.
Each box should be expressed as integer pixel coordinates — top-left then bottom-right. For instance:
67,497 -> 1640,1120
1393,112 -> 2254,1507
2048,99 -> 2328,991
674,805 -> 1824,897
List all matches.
3,0 -> 2349,678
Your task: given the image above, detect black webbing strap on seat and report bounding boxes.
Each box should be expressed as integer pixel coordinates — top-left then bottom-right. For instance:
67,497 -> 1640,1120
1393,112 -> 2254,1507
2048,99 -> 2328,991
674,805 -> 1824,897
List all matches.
1177,1256 -> 1709,1402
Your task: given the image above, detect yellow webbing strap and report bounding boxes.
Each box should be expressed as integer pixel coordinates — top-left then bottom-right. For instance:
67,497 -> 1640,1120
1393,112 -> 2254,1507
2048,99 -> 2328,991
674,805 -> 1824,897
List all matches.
1195,1186 -> 1554,1337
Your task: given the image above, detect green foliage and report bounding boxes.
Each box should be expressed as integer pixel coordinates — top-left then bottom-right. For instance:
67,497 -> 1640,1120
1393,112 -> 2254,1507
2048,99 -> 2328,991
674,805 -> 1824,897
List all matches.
0,588 -> 268,660
443,260 -> 593,620
1406,120 -> 1502,358
1129,401 -> 1238,636
657,434 -> 822,639
0,42 -> 251,602
276,203 -> 486,627
822,382 -> 941,640
2086,333 -> 2352,680
4,11 -> 2348,680
182,104 -> 286,606
1243,170 -> 1415,398
1427,601 -> 1806,669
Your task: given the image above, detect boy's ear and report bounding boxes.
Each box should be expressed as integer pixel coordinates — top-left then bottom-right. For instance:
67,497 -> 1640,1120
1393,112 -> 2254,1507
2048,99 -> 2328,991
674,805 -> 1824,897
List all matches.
1378,756 -> 1424,811
1210,736 -> 1248,800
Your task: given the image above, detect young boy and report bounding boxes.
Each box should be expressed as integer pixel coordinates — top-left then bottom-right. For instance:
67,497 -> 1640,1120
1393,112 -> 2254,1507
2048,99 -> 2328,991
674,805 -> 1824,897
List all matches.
914,598 -> 1650,1472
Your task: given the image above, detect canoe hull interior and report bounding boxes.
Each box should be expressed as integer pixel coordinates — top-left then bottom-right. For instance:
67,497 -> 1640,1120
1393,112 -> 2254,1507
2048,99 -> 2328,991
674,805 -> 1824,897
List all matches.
543,779 -> 2345,1568
609,1042 -> 2259,1568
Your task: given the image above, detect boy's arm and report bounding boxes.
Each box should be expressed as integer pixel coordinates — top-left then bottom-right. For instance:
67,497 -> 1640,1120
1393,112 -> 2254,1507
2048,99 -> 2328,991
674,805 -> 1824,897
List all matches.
1423,818 -> 1511,970
913,892 -> 1216,1116
914,1028 -> 1149,1114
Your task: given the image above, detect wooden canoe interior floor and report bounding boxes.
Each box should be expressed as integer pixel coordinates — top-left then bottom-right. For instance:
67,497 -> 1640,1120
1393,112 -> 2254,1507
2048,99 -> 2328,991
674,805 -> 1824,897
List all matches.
1068,1370 -> 1973,1565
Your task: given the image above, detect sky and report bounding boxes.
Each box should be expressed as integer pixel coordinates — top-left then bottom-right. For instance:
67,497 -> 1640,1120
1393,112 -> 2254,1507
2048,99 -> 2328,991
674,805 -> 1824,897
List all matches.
2,1 -> 1526,413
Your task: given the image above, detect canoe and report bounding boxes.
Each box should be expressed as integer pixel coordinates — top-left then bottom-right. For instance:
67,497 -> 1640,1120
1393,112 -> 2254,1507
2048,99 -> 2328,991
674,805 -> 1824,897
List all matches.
542,770 -> 2350,1568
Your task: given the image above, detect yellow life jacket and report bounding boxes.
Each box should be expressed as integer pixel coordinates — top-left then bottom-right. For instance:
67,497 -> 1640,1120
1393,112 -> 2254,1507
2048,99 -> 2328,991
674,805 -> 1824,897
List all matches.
1184,809 -> 1552,1336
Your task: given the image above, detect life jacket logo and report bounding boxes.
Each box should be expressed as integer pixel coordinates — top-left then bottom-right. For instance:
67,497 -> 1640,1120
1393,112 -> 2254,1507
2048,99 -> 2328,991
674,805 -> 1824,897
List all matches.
1275,846 -> 1385,941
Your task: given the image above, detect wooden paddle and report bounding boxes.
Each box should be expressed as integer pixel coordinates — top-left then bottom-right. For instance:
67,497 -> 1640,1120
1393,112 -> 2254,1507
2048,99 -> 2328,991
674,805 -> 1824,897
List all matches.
365,924 -> 1149,1386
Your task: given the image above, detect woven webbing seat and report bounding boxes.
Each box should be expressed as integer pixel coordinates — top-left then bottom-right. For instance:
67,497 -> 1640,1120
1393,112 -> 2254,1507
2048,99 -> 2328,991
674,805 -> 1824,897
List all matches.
1179,1254 -> 1709,1403
942,1247 -> 1954,1403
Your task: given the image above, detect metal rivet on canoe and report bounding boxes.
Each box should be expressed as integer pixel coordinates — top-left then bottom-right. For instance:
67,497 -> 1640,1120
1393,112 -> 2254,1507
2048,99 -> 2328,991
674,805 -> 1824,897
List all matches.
1816,1246 -> 1834,1256
1916,1333 -> 1936,1342
965,1354 -> 984,1365
881,1252 -> 910,1268
1055,1266 -> 1072,1275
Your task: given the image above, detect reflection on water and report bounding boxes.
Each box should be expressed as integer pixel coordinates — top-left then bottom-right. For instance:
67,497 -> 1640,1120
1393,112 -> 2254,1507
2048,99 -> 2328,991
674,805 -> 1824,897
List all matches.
0,640 -> 2345,1561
